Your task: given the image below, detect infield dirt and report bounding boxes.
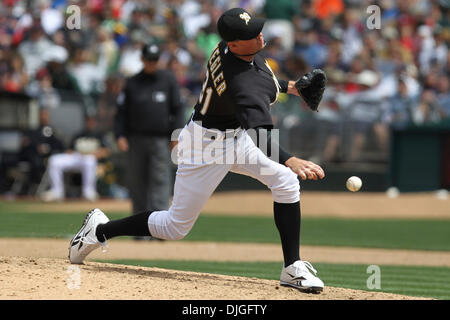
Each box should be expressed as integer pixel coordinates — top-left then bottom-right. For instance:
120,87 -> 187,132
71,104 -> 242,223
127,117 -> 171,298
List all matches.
0,256 -> 430,300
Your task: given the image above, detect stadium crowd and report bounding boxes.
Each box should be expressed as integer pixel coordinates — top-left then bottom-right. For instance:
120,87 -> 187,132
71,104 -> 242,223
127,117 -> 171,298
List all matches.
0,0 -> 449,195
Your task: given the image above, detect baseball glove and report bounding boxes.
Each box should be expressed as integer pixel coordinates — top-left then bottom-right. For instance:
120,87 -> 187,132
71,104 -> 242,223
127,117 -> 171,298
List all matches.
295,69 -> 327,112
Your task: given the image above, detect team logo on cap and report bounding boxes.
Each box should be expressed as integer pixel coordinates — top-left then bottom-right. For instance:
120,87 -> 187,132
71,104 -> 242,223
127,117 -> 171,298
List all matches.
149,45 -> 158,53
239,12 -> 251,25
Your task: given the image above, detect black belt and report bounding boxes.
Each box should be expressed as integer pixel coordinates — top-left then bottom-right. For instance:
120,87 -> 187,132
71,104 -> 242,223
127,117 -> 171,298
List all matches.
203,129 -> 241,141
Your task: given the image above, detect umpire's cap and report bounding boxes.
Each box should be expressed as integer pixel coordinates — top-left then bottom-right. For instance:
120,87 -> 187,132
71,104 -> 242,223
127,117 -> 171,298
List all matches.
217,8 -> 265,42
141,42 -> 161,61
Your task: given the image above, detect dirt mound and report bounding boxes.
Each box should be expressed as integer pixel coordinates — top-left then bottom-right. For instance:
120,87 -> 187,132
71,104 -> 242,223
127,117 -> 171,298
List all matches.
2,238 -> 450,267
0,256 -> 429,300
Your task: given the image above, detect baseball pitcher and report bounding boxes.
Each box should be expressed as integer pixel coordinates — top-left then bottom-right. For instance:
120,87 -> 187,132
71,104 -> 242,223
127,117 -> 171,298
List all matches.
69,8 -> 327,293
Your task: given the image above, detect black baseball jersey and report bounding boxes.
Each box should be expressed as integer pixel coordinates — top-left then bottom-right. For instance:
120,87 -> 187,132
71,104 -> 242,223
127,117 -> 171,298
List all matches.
70,130 -> 106,154
20,126 -> 65,158
192,41 -> 288,131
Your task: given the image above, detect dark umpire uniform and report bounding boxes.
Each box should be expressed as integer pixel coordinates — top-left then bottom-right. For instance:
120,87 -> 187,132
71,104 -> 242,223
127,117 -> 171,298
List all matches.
115,42 -> 185,219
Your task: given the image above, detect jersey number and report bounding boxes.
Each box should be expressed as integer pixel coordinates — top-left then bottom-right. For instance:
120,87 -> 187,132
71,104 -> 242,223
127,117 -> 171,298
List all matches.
199,71 -> 212,115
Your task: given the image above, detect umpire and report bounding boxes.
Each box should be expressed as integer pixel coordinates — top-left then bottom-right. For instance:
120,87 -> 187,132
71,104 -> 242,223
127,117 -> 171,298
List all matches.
115,41 -> 185,235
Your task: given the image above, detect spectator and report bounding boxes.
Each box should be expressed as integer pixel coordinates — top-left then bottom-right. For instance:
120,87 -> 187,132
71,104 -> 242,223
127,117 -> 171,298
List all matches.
96,26 -> 120,79
262,0 -> 299,52
0,0 -> 447,178
41,115 -> 109,202
178,0 -> 212,39
196,24 -> 221,59
310,87 -> 343,164
26,68 -> 61,109
313,0 -> 344,20
159,38 -> 192,70
97,75 -> 124,134
387,76 -> 419,129
2,51 -> 28,92
44,46 -> 79,92
413,89 -> 443,125
295,0 -> 321,34
309,42 -> 346,163
39,1 -> 64,36
340,8 -> 363,67
18,25 -> 53,77
431,27 -> 448,69
117,29 -> 145,77
264,36 -> 288,68
164,6 -> 185,42
436,74 -> 450,117
67,48 -> 104,95
341,70 -> 387,161
296,29 -> 328,68
417,25 -> 445,74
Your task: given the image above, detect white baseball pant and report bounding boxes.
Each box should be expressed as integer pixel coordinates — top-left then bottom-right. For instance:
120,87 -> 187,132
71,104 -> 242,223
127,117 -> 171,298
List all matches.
148,120 -> 300,240
47,153 -> 98,198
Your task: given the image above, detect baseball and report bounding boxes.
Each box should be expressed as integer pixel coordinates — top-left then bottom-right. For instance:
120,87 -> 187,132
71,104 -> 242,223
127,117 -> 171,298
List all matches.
346,176 -> 362,192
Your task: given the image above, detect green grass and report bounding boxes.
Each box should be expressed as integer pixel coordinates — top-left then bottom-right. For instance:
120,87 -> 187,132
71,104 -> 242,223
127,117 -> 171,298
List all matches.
185,216 -> 450,251
1,209 -> 450,251
0,211 -> 129,238
97,259 -> 450,300
0,201 -> 83,214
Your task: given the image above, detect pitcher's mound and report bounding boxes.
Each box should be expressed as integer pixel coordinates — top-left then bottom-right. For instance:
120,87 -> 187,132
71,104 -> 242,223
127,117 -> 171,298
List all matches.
0,256 -> 428,300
